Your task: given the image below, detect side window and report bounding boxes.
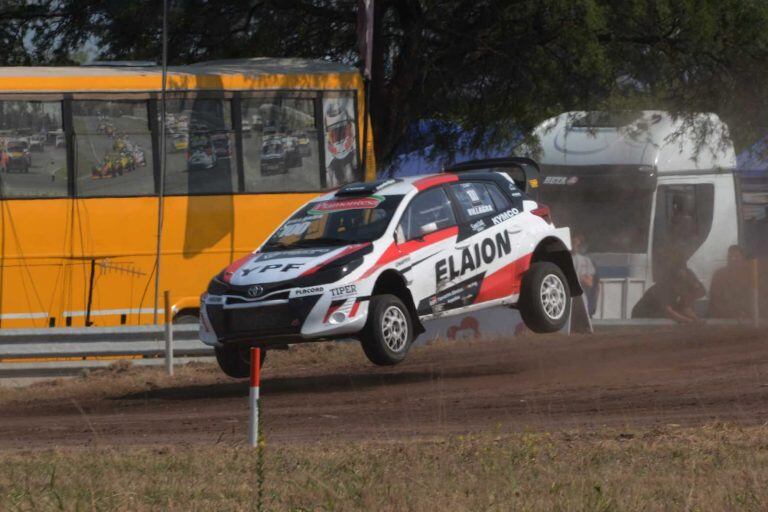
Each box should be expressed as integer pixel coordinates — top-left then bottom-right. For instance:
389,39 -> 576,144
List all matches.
73,100 -> 155,197
0,100 -> 68,198
449,182 -> 498,221
397,187 -> 456,241
652,184 -> 715,279
164,97 -> 237,195
487,182 -> 512,210
241,95 -> 322,192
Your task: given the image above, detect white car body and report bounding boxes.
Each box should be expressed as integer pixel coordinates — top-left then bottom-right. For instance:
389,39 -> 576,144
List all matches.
200,163 -> 580,350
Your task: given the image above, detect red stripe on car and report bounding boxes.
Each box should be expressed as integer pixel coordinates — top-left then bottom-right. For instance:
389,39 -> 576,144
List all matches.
473,253 -> 533,303
222,253 -> 255,283
413,174 -> 458,191
323,303 -> 343,323
359,226 -> 458,280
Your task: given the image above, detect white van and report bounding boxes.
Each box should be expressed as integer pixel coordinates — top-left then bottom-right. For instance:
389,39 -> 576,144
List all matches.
525,111 -> 740,319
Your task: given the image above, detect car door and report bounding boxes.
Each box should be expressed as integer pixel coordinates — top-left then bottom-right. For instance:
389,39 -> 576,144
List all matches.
394,186 -> 458,317
445,180 -> 526,308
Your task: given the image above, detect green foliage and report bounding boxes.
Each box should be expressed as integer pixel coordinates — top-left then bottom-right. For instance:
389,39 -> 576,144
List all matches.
3,0 -> 768,162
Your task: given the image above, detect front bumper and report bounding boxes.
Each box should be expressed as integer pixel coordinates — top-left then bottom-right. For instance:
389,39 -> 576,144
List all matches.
199,291 -> 368,346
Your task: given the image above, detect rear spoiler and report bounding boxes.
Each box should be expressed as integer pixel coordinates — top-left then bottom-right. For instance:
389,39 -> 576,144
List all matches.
444,157 -> 541,196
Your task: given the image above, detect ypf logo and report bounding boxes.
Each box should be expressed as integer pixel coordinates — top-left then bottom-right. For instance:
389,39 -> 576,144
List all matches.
247,285 -> 264,298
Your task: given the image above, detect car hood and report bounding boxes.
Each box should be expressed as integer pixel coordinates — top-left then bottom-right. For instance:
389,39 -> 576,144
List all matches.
225,244 -> 368,286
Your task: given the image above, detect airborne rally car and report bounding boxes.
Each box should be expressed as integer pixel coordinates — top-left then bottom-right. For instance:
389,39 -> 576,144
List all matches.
200,158 -> 581,377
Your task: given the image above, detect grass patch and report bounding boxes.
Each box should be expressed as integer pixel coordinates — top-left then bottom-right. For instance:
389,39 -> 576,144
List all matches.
1,425 -> 767,511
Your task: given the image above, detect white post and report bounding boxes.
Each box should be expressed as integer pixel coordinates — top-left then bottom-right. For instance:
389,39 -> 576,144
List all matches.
164,290 -> 174,376
249,347 -> 261,448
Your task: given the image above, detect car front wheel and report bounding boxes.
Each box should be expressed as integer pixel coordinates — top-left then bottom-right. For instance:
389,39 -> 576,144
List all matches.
518,262 -> 571,333
214,344 -> 267,379
359,294 -> 414,366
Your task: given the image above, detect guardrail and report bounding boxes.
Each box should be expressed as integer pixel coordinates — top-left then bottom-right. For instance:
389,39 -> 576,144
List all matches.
0,324 -> 213,380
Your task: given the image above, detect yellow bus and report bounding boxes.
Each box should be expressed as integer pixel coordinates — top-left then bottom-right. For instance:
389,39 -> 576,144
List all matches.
0,58 -> 374,328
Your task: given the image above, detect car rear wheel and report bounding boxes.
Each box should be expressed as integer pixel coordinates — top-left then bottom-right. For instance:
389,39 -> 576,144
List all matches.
518,262 -> 571,333
214,344 -> 267,379
359,294 -> 414,366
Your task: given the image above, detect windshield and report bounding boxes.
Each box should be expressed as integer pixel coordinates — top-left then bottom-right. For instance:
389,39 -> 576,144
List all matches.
264,194 -> 404,251
540,172 -> 655,253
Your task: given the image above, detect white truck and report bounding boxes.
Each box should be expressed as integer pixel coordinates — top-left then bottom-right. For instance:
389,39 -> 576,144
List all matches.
526,110 -> 752,319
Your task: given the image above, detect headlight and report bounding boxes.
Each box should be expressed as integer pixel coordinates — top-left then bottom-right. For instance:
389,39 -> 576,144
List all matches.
207,277 -> 229,295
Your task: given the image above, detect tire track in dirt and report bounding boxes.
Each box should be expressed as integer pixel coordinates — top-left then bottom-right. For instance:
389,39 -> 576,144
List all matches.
1,326 -> 767,449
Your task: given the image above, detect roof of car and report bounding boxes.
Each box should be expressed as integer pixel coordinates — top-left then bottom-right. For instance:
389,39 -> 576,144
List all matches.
314,170 -> 512,202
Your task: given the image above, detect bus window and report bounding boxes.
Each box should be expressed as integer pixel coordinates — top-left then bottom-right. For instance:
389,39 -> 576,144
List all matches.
652,184 -> 715,279
0,101 -> 68,198
73,100 -> 155,197
241,96 -> 322,192
164,97 -> 237,195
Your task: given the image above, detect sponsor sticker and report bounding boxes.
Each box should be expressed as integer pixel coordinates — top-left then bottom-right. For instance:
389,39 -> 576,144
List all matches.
309,195 -> 383,214
290,286 -> 325,298
470,220 -> 486,233
330,284 -> 357,298
491,208 -> 520,225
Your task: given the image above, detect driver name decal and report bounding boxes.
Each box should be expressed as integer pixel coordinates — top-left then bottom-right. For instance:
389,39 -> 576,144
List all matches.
435,231 -> 512,284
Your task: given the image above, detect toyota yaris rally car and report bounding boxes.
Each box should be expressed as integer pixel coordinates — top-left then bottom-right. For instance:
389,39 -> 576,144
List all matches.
200,158 -> 582,377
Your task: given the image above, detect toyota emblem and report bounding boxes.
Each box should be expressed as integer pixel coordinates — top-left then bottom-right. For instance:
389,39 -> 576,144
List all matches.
247,285 -> 263,298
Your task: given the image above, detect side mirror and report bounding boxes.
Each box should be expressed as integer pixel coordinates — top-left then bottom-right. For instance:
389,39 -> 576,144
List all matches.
421,222 -> 438,236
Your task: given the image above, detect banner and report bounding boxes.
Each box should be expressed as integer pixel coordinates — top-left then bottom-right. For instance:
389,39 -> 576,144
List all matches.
323,94 -> 359,187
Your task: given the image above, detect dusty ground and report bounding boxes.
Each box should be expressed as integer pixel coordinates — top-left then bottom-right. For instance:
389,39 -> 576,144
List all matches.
1,326 -> 767,450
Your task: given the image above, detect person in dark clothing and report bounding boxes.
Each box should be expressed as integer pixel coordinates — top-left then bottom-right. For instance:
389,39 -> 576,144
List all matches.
708,245 -> 752,318
633,261 -> 706,323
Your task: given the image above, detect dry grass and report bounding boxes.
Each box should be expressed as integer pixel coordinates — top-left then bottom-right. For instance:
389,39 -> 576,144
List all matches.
1,424 -> 767,511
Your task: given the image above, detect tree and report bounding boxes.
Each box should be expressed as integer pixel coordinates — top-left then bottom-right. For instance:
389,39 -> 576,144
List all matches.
3,0 -> 768,163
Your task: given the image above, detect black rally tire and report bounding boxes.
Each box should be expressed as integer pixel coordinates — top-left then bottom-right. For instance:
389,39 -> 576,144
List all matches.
359,294 -> 414,366
214,344 -> 267,379
518,261 -> 571,333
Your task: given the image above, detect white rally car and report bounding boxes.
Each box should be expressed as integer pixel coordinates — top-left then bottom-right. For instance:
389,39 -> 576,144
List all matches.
201,158 -> 582,377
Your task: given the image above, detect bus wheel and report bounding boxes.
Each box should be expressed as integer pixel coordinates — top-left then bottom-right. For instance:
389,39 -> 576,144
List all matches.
519,262 -> 571,333
214,344 -> 266,379
173,313 -> 198,324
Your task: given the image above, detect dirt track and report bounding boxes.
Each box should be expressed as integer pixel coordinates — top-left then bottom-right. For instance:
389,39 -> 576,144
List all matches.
1,326 -> 768,449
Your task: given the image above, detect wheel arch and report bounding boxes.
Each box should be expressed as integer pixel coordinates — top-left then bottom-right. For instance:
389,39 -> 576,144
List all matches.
371,269 -> 425,335
530,236 -> 583,296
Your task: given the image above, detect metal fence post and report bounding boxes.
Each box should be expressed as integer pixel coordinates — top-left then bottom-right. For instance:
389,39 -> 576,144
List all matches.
164,290 -> 174,376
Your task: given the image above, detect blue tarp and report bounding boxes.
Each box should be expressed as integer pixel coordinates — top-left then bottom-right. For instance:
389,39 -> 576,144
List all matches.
737,136 -> 768,176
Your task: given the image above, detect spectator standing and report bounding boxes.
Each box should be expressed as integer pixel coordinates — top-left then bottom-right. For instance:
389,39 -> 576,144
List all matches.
572,233 -> 597,316
709,245 -> 752,319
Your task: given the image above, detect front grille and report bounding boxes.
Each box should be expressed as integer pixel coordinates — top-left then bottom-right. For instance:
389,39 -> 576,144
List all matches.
227,304 -> 298,335
207,295 -> 320,341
